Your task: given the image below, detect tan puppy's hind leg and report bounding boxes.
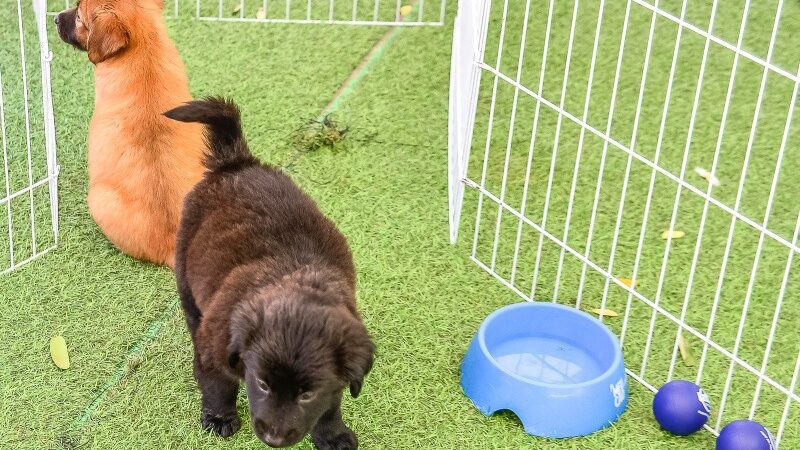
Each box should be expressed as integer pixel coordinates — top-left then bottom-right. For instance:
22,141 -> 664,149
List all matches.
88,185 -> 174,268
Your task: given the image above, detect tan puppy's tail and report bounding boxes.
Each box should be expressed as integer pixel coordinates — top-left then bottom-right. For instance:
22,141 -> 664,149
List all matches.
164,97 -> 256,171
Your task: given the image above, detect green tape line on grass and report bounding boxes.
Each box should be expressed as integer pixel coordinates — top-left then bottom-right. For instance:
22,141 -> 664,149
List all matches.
319,25 -> 404,118
69,297 -> 180,432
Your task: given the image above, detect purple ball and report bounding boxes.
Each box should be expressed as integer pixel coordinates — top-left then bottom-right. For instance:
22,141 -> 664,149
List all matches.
652,380 -> 711,435
717,420 -> 776,450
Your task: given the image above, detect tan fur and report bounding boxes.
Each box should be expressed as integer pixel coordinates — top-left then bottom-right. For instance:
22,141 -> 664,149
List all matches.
63,0 -> 204,268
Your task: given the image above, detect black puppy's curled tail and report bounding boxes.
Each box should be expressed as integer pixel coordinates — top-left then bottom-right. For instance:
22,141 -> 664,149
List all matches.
164,97 -> 256,171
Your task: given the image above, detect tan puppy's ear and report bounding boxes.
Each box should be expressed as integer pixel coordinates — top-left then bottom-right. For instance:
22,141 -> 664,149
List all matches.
87,11 -> 129,64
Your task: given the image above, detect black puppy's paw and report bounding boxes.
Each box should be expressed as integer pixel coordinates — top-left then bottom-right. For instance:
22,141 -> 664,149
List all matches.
201,411 -> 241,438
312,427 -> 358,450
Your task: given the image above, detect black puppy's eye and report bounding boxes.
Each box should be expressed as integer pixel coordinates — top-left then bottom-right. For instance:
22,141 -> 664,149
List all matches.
298,391 -> 316,403
256,379 -> 270,393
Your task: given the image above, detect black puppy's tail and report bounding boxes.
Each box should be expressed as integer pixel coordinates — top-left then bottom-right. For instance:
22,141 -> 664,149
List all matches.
164,97 -> 256,171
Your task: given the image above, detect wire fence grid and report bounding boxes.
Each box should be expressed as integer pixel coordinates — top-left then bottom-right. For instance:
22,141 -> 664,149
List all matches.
48,0 -> 446,25
1,0 -> 59,276
449,0 -> 800,445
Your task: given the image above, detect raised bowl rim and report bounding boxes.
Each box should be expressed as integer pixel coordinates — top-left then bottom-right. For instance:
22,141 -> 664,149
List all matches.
477,301 -> 624,389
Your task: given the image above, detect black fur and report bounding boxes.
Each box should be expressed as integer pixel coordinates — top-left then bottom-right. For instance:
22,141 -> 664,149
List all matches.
167,98 -> 374,449
163,97 -> 256,171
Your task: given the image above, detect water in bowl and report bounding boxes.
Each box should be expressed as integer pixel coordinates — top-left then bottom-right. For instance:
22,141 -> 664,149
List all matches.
491,336 -> 604,384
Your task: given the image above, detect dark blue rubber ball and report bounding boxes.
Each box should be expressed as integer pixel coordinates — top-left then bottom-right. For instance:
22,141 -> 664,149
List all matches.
716,420 -> 776,450
652,380 -> 711,435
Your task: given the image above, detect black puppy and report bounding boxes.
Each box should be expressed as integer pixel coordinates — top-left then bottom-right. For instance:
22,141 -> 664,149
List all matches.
165,98 -> 374,449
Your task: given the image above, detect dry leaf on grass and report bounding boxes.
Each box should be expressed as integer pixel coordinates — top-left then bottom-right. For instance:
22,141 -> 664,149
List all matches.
232,2 -> 242,14
593,308 -> 619,317
694,167 -> 721,187
678,334 -> 696,367
400,5 -> 413,16
256,7 -> 267,19
50,335 -> 70,370
618,277 -> 636,288
661,229 -> 686,240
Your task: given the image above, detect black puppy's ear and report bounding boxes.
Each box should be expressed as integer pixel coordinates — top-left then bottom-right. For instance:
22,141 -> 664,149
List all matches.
87,10 -> 129,64
228,301 -> 262,370
339,323 -> 375,398
226,340 -> 241,369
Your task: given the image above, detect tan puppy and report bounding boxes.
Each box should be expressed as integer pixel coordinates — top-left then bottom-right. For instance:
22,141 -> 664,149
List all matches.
55,0 -> 204,268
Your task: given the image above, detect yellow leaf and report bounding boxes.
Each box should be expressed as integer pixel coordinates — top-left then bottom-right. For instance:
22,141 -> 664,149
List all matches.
593,308 -> 619,317
400,5 -> 413,16
661,229 -> 686,240
618,277 -> 636,288
232,2 -> 242,14
256,7 -> 266,19
678,334 -> 696,367
50,335 -> 70,370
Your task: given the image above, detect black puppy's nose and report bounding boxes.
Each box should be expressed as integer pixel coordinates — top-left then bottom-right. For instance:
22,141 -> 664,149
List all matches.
255,420 -> 299,448
54,15 -> 59,24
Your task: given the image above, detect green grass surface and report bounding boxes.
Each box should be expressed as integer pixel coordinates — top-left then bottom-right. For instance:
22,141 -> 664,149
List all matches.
1,1 -> 799,449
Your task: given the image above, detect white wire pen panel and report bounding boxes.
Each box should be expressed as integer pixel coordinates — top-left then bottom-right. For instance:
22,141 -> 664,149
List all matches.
1,0 -> 60,275
47,0 -> 446,24
190,0 -> 446,25
449,0 -> 800,446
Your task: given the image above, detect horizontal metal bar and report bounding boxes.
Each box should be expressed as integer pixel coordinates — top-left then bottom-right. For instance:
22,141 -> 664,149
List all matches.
466,180 -> 800,405
476,62 -> 800,256
1,244 -> 56,275
0,172 -> 59,206
196,16 -> 443,26
631,0 -> 799,84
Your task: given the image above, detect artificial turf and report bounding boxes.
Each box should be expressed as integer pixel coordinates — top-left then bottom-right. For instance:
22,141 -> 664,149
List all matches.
0,1 -> 798,449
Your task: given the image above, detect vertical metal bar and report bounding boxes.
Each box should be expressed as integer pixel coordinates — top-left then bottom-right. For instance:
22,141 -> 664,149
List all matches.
615,0 -> 662,348
578,0 -> 633,311
488,0 -> 533,271
529,0 -> 581,300
777,307 -> 800,445
471,0 -> 511,261
0,65 -> 15,268
33,0 -> 59,245
16,0 -> 38,256
749,213 -> 799,426
714,0 -> 787,429
508,0 -> 557,286
449,0 -> 491,244
553,0 -> 606,305
637,0 -> 690,379
695,0 -> 754,386
749,69 -> 800,419
660,0 -> 720,382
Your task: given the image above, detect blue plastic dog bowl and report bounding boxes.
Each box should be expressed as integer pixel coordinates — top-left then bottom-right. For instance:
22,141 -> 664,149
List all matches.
460,302 -> 628,438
